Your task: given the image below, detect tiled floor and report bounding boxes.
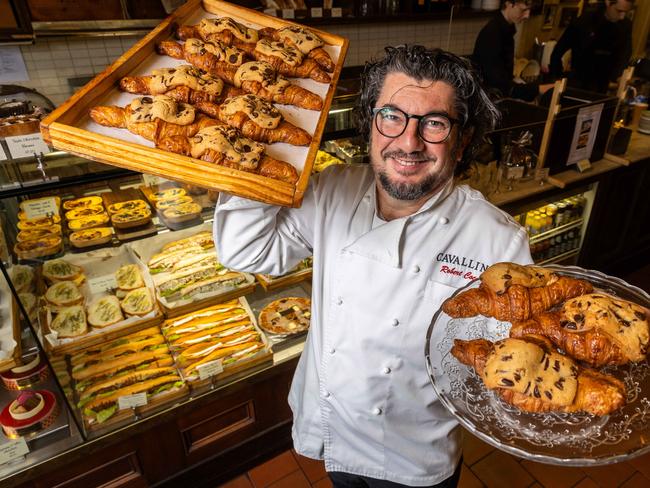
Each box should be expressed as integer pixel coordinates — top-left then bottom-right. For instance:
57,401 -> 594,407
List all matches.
218,266 -> 650,488
218,431 -> 650,488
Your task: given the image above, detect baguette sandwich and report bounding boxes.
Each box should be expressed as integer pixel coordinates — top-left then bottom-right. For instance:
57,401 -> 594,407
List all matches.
176,329 -> 261,367
179,271 -> 247,299
156,261 -> 226,298
87,295 -> 124,328
148,248 -> 217,274
50,305 -> 87,338
161,230 -> 213,253
82,371 -> 184,425
165,318 -> 254,349
183,342 -> 265,378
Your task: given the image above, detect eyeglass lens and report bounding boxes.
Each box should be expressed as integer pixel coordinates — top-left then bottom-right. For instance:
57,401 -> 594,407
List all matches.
375,107 -> 452,143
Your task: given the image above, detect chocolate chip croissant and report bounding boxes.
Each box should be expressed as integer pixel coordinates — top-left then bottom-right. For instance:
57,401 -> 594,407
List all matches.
89,97 -> 298,184
119,65 -> 245,105
510,293 -> 650,367
442,263 -> 593,321
451,336 -> 626,416
177,22 -> 331,83
259,26 -> 335,73
157,40 -> 323,110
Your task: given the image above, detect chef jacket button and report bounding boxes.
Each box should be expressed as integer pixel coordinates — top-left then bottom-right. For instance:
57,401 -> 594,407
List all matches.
372,407 -> 382,415
382,367 -> 391,374
336,297 -> 343,305
391,318 -> 399,327
329,348 -> 336,354
413,265 -> 420,273
324,391 -> 331,398
439,217 -> 449,225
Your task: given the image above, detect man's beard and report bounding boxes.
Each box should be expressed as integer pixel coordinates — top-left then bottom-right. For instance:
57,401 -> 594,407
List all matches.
374,148 -> 457,201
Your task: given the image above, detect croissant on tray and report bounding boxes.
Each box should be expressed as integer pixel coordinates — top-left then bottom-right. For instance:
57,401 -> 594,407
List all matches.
510,293 -> 650,367
157,40 -> 323,111
442,262 -> 593,321
177,23 -> 331,83
119,65 -> 245,105
451,336 -> 626,416
89,97 -> 298,184
193,95 -> 312,146
259,26 -> 335,73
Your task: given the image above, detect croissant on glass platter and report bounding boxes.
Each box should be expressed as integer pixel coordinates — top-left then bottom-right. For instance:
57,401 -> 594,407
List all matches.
451,335 -> 626,416
510,293 -> 650,367
156,40 -> 323,111
442,262 -> 593,321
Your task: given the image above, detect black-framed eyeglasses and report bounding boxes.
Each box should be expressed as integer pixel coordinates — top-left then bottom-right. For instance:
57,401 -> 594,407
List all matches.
372,106 -> 460,144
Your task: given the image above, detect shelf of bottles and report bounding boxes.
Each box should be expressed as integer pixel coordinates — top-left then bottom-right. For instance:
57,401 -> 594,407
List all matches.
516,194 -> 588,264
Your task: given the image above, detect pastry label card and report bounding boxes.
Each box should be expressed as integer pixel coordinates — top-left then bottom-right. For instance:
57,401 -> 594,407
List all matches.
88,275 -> 118,294
197,359 -> 224,380
5,134 -> 51,160
118,392 -> 147,410
0,438 -> 29,465
22,197 -> 59,220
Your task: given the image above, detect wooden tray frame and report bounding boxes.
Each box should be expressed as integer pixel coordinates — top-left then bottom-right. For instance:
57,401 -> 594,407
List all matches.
40,0 -> 349,208
255,267 -> 312,291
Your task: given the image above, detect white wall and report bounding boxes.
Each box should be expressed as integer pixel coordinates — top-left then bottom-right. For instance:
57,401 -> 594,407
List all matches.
17,18 -> 487,105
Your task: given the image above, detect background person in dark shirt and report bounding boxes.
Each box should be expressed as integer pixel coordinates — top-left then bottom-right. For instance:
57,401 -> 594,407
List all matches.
550,0 -> 634,94
473,0 -> 553,101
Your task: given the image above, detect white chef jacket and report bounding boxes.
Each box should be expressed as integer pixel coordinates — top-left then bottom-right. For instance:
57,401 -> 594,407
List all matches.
214,164 -> 532,486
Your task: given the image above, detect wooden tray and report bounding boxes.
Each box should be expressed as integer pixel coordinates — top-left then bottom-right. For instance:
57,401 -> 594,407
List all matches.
40,0 -> 348,208
255,267 -> 312,292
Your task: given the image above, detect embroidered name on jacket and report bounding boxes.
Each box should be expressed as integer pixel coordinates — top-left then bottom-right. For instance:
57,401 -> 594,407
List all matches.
436,253 -> 487,281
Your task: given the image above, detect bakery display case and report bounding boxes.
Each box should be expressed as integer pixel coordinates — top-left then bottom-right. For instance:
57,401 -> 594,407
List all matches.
0,163 -> 313,485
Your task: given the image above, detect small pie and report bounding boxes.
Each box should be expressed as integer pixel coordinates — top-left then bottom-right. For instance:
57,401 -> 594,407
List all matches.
14,236 -> 62,259
17,224 -> 61,242
65,205 -> 105,221
68,213 -> 110,231
107,199 -> 149,215
151,187 -> 186,201
17,215 -> 61,230
259,297 -> 311,335
63,195 -> 103,210
155,195 -> 194,210
111,207 -> 152,228
69,227 -> 113,248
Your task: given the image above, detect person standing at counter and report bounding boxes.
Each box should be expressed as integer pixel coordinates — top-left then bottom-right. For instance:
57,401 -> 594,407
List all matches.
214,45 -> 532,487
549,0 -> 634,94
473,0 -> 551,101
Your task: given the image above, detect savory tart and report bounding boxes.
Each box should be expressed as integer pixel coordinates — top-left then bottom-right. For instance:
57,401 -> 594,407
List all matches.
69,227 -> 113,248
121,287 -> 154,316
62,195 -> 103,211
64,205 -> 105,221
150,187 -> 186,202
16,224 -> 62,243
155,195 -> 194,210
258,297 -> 311,335
111,207 -> 152,229
50,305 -> 88,337
87,296 -> 124,328
68,213 -> 110,231
45,281 -> 84,309
162,202 -> 202,223
106,199 -> 149,215
14,236 -> 62,260
115,264 -> 145,291
42,259 -> 83,283
17,215 -> 61,230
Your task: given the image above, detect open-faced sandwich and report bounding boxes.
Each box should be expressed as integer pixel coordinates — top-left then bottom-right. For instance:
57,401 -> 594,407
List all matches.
42,259 -> 84,285
87,295 -> 124,328
121,287 -> 154,316
44,281 -> 84,311
50,305 -> 88,338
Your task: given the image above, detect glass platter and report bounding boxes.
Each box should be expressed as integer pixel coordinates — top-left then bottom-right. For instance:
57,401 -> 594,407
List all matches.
425,265 -> 650,466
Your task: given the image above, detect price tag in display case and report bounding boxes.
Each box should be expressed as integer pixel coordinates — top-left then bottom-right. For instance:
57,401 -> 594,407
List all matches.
118,392 -> 147,410
282,9 -> 295,19
22,197 -> 59,220
4,134 -> 50,160
264,8 -> 277,16
0,438 -> 29,465
88,275 -> 118,294
197,359 -> 224,380
331,7 -> 342,17
311,7 -> 323,17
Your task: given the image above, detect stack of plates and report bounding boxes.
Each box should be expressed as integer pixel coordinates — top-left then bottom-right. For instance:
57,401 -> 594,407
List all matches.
638,110 -> 650,135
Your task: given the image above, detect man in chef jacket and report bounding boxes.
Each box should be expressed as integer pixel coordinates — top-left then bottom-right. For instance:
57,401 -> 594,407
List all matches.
214,45 -> 532,487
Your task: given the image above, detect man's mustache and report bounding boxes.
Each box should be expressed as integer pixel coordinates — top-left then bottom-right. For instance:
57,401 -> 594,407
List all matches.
381,150 -> 436,163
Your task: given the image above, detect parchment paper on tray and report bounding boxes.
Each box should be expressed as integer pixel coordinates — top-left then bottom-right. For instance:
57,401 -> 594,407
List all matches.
129,223 -> 255,314
41,246 -> 162,355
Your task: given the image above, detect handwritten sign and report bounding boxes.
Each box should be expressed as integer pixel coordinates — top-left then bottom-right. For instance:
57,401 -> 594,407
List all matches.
282,9 -> 295,19
88,275 -> 118,294
4,134 -> 50,160
197,359 -> 224,380
118,392 -> 147,410
0,438 -> 29,465
22,197 -> 58,220
311,7 -> 323,17
331,7 -> 342,17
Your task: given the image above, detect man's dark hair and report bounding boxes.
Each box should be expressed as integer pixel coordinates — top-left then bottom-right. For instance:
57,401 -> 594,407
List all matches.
500,0 -> 531,9
356,45 -> 500,174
